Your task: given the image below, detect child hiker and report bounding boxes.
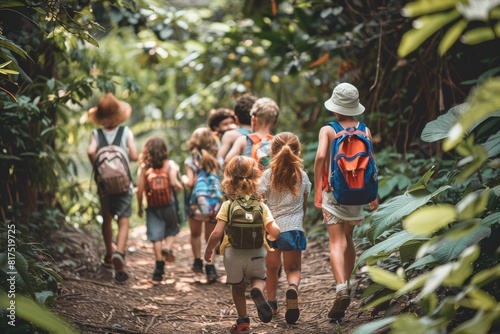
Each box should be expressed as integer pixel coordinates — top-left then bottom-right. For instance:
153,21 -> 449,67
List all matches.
182,127 -> 222,282
217,94 -> 256,161
224,97 -> 280,171
204,156 -> 281,332
258,132 -> 311,324
136,137 -> 183,283
87,93 -> 139,283
314,83 -> 379,320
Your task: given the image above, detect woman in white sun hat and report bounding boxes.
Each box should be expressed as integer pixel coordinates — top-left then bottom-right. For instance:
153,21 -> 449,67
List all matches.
313,83 -> 379,320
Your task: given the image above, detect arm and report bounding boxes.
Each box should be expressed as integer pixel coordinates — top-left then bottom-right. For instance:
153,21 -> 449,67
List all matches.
126,130 -> 139,162
87,133 -> 98,164
366,127 -> 380,211
217,130 -> 239,159
204,220 -> 227,263
182,166 -> 196,189
313,126 -> 330,208
167,161 -> 183,190
136,165 -> 146,217
224,135 -> 246,164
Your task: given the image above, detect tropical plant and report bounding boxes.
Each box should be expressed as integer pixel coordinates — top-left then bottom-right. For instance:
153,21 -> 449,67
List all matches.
352,1 -> 500,332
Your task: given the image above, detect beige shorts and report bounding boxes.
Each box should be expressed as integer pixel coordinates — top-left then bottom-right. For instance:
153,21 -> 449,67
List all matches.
322,191 -> 363,226
223,246 -> 267,285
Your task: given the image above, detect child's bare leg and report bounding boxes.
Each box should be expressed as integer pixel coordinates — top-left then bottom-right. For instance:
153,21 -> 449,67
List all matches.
153,240 -> 163,261
188,217 -> 202,259
163,235 -> 175,252
283,250 -> 302,287
265,250 -> 281,302
231,280 -> 248,318
327,222 -> 348,284
101,212 -> 113,257
116,216 -> 129,255
344,223 -> 356,282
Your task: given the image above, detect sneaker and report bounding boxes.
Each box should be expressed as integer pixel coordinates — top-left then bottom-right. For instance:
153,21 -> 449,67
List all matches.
161,248 -> 175,263
250,287 -> 273,323
285,287 -> 300,324
328,289 -> 351,320
268,300 -> 279,316
192,258 -> 203,274
230,317 -> 250,332
205,264 -> 217,283
114,271 -> 129,283
152,261 -> 165,283
112,252 -> 128,283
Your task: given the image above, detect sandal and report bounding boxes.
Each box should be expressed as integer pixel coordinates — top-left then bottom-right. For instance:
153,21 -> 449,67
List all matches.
285,287 -> 300,324
250,287 -> 272,323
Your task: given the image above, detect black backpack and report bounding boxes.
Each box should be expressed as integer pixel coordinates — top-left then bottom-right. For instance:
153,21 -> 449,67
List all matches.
225,195 -> 265,249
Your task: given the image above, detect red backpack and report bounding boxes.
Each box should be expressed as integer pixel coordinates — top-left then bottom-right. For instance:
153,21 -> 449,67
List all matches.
145,161 -> 172,208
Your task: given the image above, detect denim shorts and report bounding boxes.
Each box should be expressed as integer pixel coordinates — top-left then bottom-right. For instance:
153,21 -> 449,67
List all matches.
267,230 -> 307,251
146,204 -> 180,241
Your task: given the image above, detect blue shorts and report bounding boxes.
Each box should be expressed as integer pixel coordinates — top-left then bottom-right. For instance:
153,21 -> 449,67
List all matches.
146,204 -> 180,241
267,230 -> 307,251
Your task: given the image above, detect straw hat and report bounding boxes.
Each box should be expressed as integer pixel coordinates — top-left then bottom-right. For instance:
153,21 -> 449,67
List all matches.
87,93 -> 132,128
324,83 -> 365,116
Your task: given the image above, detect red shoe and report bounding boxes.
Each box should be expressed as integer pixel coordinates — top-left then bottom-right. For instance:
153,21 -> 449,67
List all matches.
230,317 -> 251,332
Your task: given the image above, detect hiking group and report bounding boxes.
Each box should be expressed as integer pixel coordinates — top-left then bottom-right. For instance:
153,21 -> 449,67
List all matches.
86,82 -> 379,332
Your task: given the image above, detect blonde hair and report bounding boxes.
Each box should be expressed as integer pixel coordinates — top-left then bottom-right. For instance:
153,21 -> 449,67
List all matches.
142,137 -> 168,169
269,132 -> 303,196
250,97 -> 280,127
187,127 -> 219,173
221,156 -> 262,197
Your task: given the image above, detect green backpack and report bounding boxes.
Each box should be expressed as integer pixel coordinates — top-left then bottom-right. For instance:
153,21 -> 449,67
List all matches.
226,195 -> 265,249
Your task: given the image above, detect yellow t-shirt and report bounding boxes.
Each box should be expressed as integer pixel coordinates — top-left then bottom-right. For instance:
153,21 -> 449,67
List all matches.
216,196 -> 275,255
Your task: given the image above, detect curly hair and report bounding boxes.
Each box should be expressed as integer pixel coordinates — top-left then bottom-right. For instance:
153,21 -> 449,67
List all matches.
269,132 -> 303,196
142,137 -> 168,169
187,127 -> 220,173
221,156 -> 262,197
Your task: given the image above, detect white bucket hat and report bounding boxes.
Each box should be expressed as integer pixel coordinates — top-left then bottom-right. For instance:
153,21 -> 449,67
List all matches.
324,83 -> 365,116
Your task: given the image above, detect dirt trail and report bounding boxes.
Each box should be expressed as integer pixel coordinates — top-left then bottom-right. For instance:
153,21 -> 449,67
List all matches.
51,225 -> 374,333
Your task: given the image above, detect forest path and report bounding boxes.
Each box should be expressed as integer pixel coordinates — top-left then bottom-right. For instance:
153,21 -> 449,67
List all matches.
51,224 -> 374,333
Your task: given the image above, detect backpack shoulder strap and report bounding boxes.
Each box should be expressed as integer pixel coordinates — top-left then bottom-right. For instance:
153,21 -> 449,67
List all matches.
247,133 -> 261,144
327,121 -> 344,135
356,122 -> 367,133
96,129 -> 109,147
111,126 -> 125,146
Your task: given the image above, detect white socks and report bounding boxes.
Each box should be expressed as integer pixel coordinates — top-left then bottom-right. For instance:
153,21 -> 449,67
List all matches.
336,282 -> 348,293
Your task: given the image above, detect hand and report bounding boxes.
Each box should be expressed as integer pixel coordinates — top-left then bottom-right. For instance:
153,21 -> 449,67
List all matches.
181,175 -> 189,185
314,191 -> 323,208
204,248 -> 213,263
369,198 -> 379,211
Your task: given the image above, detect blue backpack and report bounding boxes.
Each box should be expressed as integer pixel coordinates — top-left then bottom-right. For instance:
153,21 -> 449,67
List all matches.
328,121 -> 378,205
188,170 -> 223,221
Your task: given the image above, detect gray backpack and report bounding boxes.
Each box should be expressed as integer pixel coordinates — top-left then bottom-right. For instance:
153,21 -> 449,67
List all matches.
93,126 -> 131,196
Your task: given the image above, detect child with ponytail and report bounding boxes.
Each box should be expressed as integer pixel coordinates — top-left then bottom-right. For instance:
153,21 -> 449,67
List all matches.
259,132 -> 311,324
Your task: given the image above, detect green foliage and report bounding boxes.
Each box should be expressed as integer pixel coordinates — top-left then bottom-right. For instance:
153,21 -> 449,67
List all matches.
354,2 -> 500,331
399,0 -> 500,56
